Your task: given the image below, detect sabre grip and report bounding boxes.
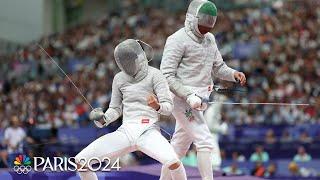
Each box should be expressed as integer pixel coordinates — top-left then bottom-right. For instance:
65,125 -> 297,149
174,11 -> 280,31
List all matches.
194,94 -> 209,111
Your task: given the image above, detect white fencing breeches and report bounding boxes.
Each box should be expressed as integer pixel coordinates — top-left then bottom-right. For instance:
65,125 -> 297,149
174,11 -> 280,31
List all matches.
75,125 -> 179,169
170,97 -> 214,157
160,96 -> 215,180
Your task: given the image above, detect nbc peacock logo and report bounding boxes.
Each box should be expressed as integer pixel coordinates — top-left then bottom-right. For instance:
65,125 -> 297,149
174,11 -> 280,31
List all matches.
13,155 -> 32,174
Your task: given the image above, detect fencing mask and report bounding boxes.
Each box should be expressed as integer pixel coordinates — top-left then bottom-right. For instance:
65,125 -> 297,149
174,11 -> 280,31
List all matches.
186,0 -> 217,36
114,39 -> 153,79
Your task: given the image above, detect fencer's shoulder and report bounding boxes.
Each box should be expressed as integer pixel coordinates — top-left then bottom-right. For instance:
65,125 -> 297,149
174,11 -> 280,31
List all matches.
112,72 -> 126,85
167,28 -> 187,41
205,32 -> 217,43
148,66 -> 165,78
114,72 -> 124,79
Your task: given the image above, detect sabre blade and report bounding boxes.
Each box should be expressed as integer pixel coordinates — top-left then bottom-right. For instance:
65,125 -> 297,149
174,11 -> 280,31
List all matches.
37,44 -> 94,110
207,102 -> 310,106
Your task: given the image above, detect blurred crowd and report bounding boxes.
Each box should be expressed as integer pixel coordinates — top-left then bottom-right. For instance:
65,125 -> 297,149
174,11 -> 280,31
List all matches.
217,0 -> 320,125
1,1 -> 319,129
0,1 -> 186,129
181,144 -> 318,178
0,1 -> 319,130
0,0 -> 320,176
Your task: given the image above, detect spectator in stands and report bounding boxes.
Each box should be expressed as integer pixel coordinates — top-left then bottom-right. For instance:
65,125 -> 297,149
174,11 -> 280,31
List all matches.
231,151 -> 246,162
299,132 -> 313,143
264,162 -> 277,178
251,162 -> 266,177
288,161 -> 317,177
0,148 -> 8,168
222,163 -> 243,175
249,145 -> 269,162
288,161 -> 301,177
293,146 -> 312,162
264,129 -> 277,144
3,116 -> 26,167
280,130 -> 293,143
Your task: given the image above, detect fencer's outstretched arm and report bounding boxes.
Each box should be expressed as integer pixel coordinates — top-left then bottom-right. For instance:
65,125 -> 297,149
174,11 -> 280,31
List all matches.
152,70 -> 173,116
104,74 -> 123,122
210,35 -> 236,82
89,74 -> 123,128
160,37 -> 193,100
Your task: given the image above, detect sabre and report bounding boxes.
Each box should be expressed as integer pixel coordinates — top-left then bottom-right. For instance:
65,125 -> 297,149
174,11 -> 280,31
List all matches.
37,44 -> 94,110
213,85 -> 247,93
206,101 -> 310,106
206,81 -> 310,106
196,95 -> 310,106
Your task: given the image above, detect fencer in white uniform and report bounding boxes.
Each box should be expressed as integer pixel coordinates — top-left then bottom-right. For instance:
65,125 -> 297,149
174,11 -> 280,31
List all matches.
75,39 -> 187,180
159,1 -> 246,180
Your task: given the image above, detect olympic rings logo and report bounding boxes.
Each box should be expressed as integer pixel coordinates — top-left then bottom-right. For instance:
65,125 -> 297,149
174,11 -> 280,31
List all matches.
13,165 -> 32,174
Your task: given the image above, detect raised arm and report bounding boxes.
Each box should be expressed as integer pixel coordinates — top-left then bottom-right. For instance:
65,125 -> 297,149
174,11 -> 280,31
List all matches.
160,37 -> 193,100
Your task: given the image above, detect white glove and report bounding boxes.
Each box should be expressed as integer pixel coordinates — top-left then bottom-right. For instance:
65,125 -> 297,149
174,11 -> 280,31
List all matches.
89,108 -> 109,128
196,102 -> 208,111
186,93 -> 202,109
219,122 -> 228,135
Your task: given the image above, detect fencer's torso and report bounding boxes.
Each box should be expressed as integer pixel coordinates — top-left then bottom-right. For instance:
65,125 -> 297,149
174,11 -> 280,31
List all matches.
173,28 -> 216,88
161,27 -> 236,99
115,67 -> 170,126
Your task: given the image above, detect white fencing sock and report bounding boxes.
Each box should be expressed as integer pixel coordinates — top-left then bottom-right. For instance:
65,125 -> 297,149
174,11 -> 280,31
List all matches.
197,151 -> 214,180
170,163 -> 187,180
160,166 -> 172,180
78,171 -> 98,180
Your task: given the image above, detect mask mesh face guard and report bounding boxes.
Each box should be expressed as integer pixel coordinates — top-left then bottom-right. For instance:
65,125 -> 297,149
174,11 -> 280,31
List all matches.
114,39 -> 143,76
197,13 -> 217,28
196,1 -> 217,28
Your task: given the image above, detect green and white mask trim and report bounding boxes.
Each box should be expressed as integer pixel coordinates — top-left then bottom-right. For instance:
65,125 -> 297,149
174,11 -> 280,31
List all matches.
196,1 -> 217,28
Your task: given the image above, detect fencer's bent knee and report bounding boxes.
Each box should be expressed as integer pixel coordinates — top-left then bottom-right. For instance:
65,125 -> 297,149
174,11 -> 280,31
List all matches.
75,154 -> 86,169
168,161 -> 181,170
76,162 -> 82,170
164,159 -> 182,170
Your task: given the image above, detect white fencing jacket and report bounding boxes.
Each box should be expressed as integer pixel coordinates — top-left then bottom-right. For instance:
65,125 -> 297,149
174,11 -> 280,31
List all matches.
161,27 -> 237,100
104,66 -> 173,137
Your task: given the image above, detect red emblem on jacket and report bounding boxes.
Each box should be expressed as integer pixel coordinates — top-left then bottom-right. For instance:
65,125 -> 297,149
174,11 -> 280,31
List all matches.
141,119 -> 150,124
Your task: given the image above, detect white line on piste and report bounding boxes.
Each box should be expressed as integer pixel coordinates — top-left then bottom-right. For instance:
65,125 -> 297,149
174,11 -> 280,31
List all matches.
206,102 -> 310,106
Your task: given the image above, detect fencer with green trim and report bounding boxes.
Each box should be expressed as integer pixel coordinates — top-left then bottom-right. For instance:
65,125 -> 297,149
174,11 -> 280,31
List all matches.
186,0 -> 217,37
160,1 -> 239,180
